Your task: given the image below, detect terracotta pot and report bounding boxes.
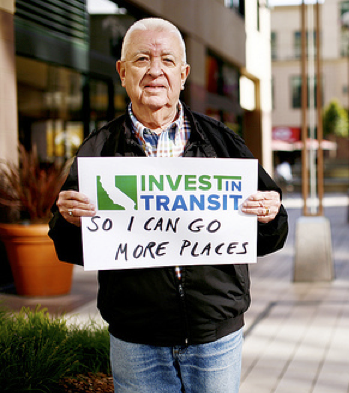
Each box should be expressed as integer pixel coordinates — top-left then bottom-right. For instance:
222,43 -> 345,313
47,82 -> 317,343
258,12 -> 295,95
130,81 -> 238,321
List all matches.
0,223 -> 73,296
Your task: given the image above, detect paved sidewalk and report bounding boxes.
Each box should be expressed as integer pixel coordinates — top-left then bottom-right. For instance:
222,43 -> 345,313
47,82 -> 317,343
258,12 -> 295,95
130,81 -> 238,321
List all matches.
1,193 -> 348,392
240,193 -> 349,393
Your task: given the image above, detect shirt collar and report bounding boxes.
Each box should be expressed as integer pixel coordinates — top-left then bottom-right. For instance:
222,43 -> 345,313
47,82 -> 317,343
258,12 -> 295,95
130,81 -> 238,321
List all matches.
128,101 -> 183,138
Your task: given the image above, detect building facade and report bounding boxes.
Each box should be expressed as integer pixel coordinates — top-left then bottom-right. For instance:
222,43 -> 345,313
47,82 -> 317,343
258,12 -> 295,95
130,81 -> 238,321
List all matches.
270,0 -> 349,167
0,0 -> 274,172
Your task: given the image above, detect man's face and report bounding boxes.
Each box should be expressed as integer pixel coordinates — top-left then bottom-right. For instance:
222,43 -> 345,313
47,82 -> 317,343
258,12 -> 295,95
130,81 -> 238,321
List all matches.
117,30 -> 190,115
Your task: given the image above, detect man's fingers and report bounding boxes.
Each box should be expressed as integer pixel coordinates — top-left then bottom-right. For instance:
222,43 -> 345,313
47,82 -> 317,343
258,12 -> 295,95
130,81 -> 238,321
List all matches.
241,191 -> 281,223
58,190 -> 90,203
56,190 -> 96,226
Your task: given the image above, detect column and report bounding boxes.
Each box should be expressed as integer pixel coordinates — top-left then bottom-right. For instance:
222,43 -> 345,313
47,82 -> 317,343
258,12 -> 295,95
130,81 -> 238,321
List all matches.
0,0 -> 18,162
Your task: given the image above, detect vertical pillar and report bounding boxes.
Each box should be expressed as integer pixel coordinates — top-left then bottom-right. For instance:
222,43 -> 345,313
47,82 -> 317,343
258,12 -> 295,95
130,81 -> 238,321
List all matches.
294,0 -> 333,282
0,0 -> 17,287
0,0 -> 18,163
301,0 -> 308,216
315,1 -> 324,216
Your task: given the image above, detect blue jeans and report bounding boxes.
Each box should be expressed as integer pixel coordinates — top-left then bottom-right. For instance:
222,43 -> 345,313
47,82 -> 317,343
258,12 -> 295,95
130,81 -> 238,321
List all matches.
110,329 -> 243,393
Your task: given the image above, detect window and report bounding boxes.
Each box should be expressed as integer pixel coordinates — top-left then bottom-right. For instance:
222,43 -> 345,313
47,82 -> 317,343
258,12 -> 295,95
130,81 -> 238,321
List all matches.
291,75 -> 320,109
291,76 -> 302,108
271,32 -> 277,60
294,32 -> 301,59
16,56 -> 84,161
340,1 -> 349,56
294,31 -> 317,59
271,77 -> 275,110
206,54 -> 239,101
206,52 -> 242,134
224,0 -> 245,17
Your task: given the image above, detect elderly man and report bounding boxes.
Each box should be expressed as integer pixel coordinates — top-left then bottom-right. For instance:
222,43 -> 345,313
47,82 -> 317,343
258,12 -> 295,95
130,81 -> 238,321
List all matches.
49,18 -> 288,393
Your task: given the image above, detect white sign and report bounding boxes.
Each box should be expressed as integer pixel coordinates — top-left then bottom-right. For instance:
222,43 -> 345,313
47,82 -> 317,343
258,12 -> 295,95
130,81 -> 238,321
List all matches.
78,157 -> 258,271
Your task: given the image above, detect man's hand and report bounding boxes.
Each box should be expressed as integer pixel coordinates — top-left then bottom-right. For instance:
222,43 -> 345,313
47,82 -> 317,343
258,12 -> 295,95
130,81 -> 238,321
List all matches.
56,190 -> 96,227
241,191 -> 281,223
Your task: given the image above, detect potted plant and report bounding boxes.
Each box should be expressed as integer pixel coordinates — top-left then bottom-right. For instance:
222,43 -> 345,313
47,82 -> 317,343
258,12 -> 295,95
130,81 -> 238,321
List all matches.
0,145 -> 73,296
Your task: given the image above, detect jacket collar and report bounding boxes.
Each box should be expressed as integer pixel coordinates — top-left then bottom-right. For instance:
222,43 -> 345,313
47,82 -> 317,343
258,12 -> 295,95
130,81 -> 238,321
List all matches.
101,103 -> 218,158
181,102 -> 217,158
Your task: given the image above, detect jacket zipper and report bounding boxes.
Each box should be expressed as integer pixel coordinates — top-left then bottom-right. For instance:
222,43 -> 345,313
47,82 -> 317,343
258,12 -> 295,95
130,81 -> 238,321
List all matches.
175,267 -> 190,346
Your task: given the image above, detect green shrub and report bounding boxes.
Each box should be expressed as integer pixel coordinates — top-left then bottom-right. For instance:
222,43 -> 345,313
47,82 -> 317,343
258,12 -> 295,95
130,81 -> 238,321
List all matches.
0,305 -> 110,392
323,99 -> 349,137
66,320 -> 111,376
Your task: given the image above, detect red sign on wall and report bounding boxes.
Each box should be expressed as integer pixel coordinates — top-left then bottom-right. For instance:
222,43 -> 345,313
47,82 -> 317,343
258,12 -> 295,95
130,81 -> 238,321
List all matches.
272,127 -> 301,143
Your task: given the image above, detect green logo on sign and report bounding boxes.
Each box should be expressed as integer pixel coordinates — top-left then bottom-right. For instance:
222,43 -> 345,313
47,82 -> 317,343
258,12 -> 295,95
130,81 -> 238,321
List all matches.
97,175 -> 138,210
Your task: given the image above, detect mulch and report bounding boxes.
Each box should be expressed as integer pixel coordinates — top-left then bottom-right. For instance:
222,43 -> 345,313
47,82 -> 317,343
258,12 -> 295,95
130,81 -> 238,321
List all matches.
59,373 -> 114,392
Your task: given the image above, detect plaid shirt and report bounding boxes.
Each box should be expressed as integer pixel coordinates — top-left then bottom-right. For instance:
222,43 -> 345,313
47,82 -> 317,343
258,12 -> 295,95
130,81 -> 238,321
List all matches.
128,102 -> 191,157
129,102 -> 190,281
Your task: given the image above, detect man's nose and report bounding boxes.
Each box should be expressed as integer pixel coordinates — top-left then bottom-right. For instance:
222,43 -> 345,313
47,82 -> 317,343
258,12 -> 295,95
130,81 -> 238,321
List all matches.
147,58 -> 163,77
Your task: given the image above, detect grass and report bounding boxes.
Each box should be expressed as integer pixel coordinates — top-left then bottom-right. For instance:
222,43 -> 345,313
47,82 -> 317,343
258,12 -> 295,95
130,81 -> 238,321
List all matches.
0,305 -> 110,392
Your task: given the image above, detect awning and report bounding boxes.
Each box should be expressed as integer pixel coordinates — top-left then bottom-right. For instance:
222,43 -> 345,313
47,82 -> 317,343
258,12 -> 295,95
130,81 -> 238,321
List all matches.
272,138 -> 337,151
271,140 -> 296,151
292,138 -> 337,151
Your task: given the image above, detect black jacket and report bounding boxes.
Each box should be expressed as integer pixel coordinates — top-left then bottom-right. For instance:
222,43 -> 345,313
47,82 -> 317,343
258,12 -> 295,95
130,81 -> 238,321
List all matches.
49,104 -> 288,346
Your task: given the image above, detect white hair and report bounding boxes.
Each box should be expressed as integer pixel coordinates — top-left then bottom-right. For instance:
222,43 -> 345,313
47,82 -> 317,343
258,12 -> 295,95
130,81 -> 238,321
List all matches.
120,18 -> 187,64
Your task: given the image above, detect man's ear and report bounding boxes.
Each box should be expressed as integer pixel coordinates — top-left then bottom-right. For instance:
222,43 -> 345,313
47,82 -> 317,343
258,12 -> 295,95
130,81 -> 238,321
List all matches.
181,64 -> 191,90
116,60 -> 126,87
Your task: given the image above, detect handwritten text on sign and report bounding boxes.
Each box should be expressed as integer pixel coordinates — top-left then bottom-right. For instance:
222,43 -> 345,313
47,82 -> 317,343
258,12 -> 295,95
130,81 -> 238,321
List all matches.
78,157 -> 258,271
